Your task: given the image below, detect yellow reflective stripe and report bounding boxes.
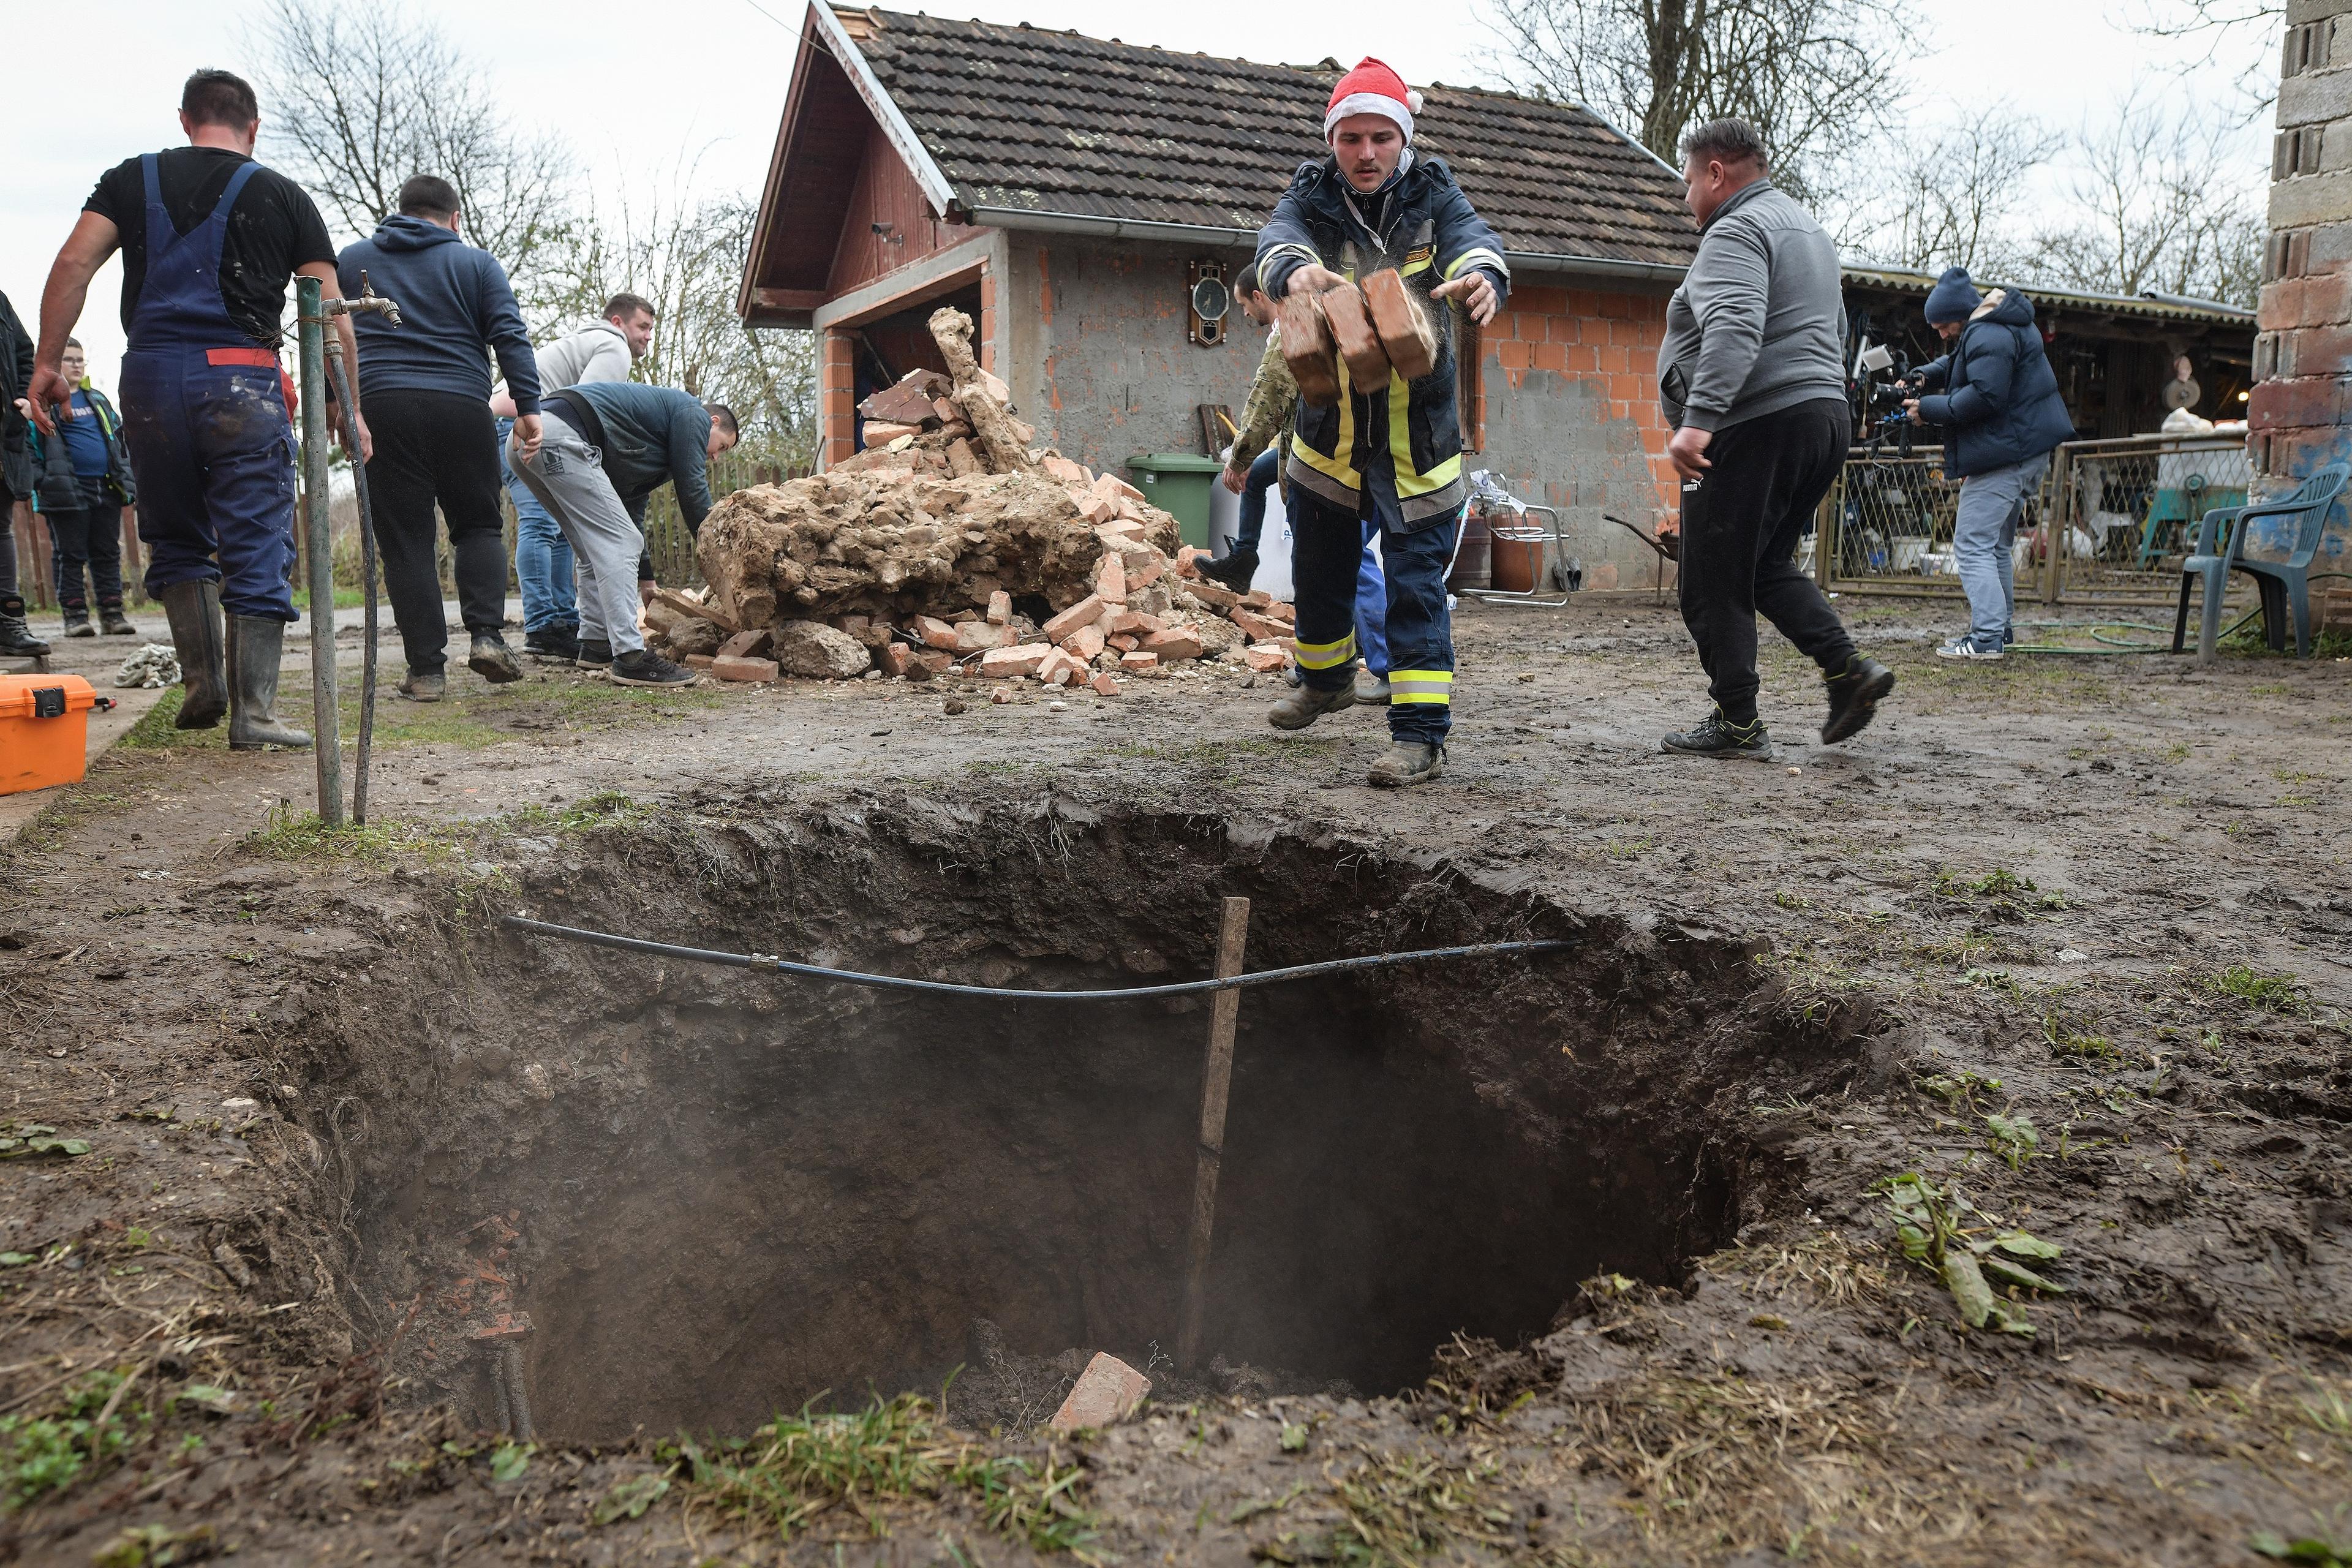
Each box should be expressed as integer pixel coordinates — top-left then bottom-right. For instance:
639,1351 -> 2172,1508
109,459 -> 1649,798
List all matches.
1393,451 -> 1463,499
1293,631 -> 1358,670
1389,670 -> 1452,704
1400,255 -> 1433,277
1444,249 -> 1508,282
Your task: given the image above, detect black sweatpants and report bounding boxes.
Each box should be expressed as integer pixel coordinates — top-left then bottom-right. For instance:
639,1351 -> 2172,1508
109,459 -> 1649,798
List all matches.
1676,397 -> 1858,726
364,388 -> 509,674
48,475 -> 126,612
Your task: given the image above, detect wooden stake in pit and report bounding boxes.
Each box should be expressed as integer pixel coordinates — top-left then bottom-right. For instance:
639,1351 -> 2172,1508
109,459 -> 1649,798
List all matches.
1178,895 -> 1251,1373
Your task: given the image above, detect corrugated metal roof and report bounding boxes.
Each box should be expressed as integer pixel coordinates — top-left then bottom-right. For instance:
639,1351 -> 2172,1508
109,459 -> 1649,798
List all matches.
1841,265 -> 2255,328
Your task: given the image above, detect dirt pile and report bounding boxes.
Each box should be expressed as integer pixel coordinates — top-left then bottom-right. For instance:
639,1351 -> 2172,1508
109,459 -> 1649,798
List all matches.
662,308 -> 1300,691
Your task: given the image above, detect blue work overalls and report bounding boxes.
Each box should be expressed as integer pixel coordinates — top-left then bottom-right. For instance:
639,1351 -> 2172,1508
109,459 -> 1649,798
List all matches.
118,156 -> 301,620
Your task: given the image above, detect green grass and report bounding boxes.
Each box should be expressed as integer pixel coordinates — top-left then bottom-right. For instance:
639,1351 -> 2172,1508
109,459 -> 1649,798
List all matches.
1,1368 -> 151,1512
119,677 -> 722,753
240,791 -> 650,870
672,1393 -> 1097,1557
2207,963 -> 2309,1016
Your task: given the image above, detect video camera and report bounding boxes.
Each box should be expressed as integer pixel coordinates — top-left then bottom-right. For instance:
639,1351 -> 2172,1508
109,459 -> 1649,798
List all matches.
1850,341 -> 1924,459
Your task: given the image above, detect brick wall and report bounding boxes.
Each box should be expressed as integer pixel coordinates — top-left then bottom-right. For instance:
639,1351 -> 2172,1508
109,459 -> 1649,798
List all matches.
1478,284 -> 1680,589
820,328 -> 857,469
2252,0 -> 2352,594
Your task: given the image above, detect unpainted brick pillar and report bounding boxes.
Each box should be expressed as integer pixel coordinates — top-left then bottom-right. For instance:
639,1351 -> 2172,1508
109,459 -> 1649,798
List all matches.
979,265 -> 998,374
2253,1 -> 2352,508
820,328 -> 858,471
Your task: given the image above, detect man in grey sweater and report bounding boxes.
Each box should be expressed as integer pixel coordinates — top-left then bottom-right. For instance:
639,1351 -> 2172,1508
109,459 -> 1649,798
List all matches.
1656,118 -> 1893,761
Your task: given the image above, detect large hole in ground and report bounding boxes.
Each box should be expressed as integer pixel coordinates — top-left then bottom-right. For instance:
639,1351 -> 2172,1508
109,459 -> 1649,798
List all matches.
315,803 -> 1802,1443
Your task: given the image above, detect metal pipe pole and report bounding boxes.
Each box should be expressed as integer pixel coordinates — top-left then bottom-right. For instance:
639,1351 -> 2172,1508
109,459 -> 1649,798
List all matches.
295,277 -> 344,826
326,348 -> 380,823
1177,896 -> 1251,1373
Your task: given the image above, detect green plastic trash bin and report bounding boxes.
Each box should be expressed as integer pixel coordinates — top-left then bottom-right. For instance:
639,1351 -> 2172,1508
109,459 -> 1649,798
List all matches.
1125,454 -> 1222,550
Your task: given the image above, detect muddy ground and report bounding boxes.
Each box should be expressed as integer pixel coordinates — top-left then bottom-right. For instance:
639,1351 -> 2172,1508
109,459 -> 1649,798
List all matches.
1,594 -> 2347,1567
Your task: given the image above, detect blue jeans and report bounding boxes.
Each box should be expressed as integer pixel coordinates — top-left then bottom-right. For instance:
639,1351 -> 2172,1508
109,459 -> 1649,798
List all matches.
120,348 -> 298,620
1235,446 -> 1281,552
1953,453 -> 2046,650
1356,519 -> 1389,676
502,417 -> 576,633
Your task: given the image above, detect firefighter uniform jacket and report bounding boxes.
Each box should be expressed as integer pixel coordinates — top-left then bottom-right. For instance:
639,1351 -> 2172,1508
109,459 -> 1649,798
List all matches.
1254,154 -> 1509,530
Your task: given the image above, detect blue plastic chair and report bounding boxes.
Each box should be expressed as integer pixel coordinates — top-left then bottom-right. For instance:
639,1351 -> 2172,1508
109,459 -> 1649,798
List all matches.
2172,462 -> 2349,658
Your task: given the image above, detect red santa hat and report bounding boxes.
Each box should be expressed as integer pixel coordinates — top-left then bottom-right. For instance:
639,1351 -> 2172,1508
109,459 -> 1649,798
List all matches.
1324,57 -> 1424,143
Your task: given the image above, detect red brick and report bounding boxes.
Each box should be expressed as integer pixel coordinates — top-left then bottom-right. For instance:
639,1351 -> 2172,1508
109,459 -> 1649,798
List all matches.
1120,650 -> 1159,672
1231,608 -> 1288,642
914,649 -> 954,676
878,642 -> 914,677
717,628 -> 773,660
1108,633 -> 1139,652
1044,595 -> 1107,641
1566,344 -> 1600,373
986,590 -> 1012,625
1105,610 -> 1163,637
1094,553 -> 1127,604
979,644 -> 1050,677
1091,673 -> 1121,696
1496,340 -> 1530,371
1063,624 -> 1107,662
1187,578 -> 1242,609
1515,285 -> 1568,315
956,620 -> 1016,653
912,614 -> 959,650
1127,556 -> 1164,590
684,654 -> 716,669
712,654 -> 778,682
1532,342 -> 1567,372
1042,455 -> 1089,484
1242,644 -> 1290,673
1142,628 -> 1204,661
1049,1352 -> 1152,1431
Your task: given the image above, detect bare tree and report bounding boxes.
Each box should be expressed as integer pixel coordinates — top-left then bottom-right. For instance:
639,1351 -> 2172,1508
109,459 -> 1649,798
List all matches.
2124,0 -> 2285,119
251,0 -> 577,299
1836,111 -> 2060,276
1479,0 -> 1919,198
2026,86 -> 2266,305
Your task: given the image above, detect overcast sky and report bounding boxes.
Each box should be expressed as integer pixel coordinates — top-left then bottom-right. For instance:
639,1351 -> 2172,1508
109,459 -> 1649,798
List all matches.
5,0 -> 2271,393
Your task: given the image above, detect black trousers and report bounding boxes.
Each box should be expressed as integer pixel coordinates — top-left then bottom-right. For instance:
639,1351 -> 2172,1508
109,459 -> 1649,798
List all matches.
48,476 -> 126,612
364,388 -> 509,673
1676,398 -> 1858,725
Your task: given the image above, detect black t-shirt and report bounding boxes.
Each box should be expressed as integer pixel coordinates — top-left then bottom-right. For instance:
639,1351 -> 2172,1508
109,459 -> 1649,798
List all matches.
85,147 -> 337,347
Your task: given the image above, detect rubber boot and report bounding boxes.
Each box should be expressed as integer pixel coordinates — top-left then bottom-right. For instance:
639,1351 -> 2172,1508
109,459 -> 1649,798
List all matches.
158,580 -> 228,729
0,594 -> 51,658
226,615 -> 312,751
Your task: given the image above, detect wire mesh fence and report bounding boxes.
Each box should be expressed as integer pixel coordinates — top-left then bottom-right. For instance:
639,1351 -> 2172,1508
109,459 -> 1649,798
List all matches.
1815,434 -> 2258,610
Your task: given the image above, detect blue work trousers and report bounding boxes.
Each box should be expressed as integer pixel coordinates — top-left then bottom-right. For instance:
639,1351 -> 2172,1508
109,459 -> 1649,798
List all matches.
119,349 -> 299,620
501,417 -> 578,633
1292,487 -> 1450,744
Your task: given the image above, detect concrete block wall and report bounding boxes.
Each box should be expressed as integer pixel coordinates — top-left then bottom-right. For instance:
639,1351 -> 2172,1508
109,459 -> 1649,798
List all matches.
2252,0 -> 2352,587
1478,284 -> 1679,589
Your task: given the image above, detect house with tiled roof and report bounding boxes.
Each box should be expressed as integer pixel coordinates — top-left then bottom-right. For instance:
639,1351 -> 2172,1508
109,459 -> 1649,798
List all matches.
739,4 -> 1702,582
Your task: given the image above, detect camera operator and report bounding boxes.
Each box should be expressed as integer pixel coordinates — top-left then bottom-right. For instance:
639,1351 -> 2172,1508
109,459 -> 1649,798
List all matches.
1905,266 -> 2073,661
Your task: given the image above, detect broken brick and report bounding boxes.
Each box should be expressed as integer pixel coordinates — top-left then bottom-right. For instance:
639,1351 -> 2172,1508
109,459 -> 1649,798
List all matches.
979,644 -> 1052,677
986,590 -> 1012,625
1126,556 -> 1164,590
862,421 -> 923,445
1142,628 -> 1204,662
1242,644 -> 1291,673
914,650 -> 955,675
1090,673 -> 1121,696
712,654 -> 779,682
1042,454 -> 1090,485
1241,590 -> 1273,609
1094,553 -> 1127,605
1063,624 -> 1106,662
1230,608 -> 1289,643
1042,594 -> 1107,642
878,643 -> 915,677
1106,611 -> 1164,637
1091,472 -> 1145,508
956,620 -> 1016,653
684,654 -> 717,669
1120,650 -> 1159,672
913,614 -> 959,651
1186,579 -> 1242,609
718,628 -> 774,660
1108,634 -> 1139,652
1265,601 -> 1296,625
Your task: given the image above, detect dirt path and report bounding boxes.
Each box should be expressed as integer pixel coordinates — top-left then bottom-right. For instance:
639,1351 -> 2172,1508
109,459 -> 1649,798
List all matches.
2,595 -> 2346,1566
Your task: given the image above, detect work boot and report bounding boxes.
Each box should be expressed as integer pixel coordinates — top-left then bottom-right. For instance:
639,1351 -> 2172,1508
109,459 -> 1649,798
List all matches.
609,648 -> 696,687
0,594 -> 50,658
100,606 -> 139,637
1199,549 -> 1258,592
522,625 -> 579,662
1268,680 -> 1355,730
62,609 -> 95,638
225,616 -> 312,751
575,637 -> 613,669
399,669 -> 445,703
1662,708 -> 1774,761
469,631 -> 524,684
1367,741 -> 1445,788
1820,656 -> 1896,744
157,580 -> 227,729
1355,668 -> 1392,704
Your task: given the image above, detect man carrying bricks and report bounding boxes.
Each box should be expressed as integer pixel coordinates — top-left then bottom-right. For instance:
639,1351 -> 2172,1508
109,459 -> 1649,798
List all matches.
1254,57 -> 1506,787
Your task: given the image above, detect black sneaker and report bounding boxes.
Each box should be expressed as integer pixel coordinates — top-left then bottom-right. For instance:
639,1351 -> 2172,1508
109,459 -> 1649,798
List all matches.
1663,709 -> 1774,761
523,627 -> 579,661
100,608 -> 139,636
1200,550 -> 1258,592
610,648 -> 696,687
1820,656 -> 1895,744
63,611 -> 96,638
575,638 -> 613,669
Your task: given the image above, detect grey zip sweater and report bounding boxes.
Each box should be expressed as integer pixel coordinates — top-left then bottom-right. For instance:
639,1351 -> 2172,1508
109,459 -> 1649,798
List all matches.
1657,181 -> 1847,434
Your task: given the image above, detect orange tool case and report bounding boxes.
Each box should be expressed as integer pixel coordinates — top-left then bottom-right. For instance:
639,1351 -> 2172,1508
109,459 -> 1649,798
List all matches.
1,673 -> 116,796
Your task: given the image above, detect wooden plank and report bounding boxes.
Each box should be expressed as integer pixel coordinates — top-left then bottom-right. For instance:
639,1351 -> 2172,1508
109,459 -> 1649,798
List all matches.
1177,895 -> 1251,1373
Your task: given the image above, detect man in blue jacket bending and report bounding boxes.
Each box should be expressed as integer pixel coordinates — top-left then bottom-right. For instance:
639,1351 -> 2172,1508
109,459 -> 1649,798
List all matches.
336,175 -> 542,701
1906,267 -> 2075,660
508,380 -> 736,688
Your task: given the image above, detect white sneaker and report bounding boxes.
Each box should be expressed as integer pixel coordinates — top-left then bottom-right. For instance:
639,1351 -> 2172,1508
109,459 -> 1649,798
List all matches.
1936,637 -> 2003,660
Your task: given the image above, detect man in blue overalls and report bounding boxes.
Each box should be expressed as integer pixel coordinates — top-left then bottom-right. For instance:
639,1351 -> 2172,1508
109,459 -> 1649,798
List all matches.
24,68 -> 363,748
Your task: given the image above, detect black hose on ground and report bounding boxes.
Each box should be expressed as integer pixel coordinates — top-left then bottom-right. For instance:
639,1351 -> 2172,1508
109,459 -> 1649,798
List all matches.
496,914 -> 1569,1000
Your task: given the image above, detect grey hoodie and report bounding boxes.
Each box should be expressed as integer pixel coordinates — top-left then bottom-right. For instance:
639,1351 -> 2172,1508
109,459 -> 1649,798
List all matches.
533,320 -> 633,394
1657,181 -> 1847,434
